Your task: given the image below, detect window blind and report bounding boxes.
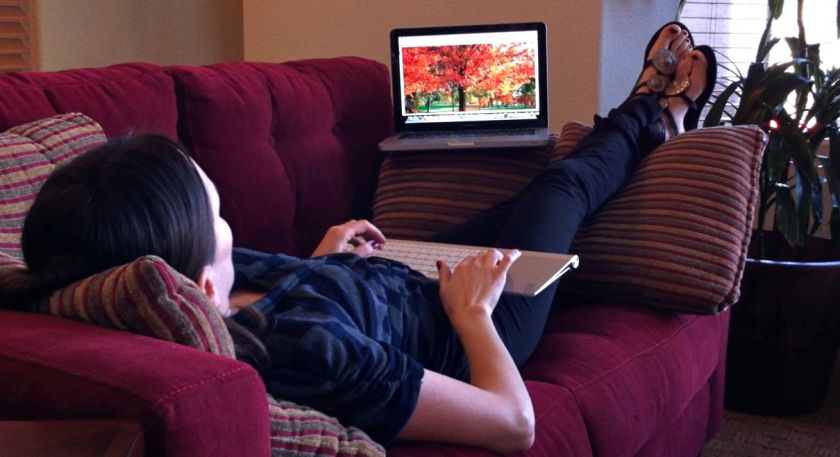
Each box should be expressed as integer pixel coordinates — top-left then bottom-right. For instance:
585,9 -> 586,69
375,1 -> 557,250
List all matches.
680,0 -> 839,75
680,1 -> 768,73
0,1 -> 31,72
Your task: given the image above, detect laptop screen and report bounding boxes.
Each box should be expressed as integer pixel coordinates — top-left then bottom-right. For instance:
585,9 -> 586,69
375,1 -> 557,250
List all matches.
390,23 -> 548,132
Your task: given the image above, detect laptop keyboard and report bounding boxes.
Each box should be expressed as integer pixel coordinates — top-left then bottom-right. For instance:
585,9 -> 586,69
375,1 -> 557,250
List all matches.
373,239 -> 486,279
399,129 -> 536,140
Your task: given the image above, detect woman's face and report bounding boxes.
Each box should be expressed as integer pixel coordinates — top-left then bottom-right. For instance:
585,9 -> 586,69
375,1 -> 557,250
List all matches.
195,162 -> 235,316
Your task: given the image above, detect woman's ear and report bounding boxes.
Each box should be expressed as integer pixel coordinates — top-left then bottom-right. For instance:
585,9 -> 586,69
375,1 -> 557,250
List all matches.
196,266 -> 221,307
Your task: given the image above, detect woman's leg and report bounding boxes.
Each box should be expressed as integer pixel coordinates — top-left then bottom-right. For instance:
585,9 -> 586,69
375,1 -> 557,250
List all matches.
494,47 -> 713,365
431,24 -> 706,366
491,94 -> 667,365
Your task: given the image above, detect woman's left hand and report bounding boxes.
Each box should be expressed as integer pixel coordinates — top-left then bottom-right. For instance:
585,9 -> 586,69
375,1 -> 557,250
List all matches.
310,219 -> 386,258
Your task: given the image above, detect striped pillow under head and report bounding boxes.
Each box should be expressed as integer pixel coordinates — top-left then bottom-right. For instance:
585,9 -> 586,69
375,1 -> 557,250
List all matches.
0,113 -> 106,259
557,123 -> 767,314
37,255 -> 236,358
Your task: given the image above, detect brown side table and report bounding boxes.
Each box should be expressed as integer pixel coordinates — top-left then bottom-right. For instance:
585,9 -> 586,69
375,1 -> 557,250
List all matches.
0,420 -> 143,457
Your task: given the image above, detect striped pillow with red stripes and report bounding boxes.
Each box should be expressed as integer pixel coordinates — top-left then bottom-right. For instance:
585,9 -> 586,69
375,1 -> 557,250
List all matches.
0,251 -> 384,456
372,122 -> 766,314
557,123 -> 766,314
373,139 -> 560,239
36,255 -> 237,358
0,113 -> 106,259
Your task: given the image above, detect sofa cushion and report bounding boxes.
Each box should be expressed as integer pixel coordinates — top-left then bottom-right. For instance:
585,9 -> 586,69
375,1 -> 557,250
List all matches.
372,122 -> 766,314
0,113 -> 106,259
169,58 -> 392,256
0,63 -> 178,139
0,308 -> 271,457
523,304 -> 729,457
556,123 -> 766,314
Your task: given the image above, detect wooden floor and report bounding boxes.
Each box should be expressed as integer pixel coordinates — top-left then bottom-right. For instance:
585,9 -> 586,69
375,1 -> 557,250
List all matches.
702,352 -> 840,457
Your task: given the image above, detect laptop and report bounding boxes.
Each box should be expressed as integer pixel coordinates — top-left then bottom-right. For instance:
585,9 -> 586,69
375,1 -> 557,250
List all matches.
372,239 -> 578,297
378,22 -> 550,152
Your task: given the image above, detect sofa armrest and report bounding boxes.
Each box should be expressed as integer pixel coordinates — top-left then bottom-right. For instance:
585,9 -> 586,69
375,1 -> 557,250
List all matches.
0,310 -> 270,457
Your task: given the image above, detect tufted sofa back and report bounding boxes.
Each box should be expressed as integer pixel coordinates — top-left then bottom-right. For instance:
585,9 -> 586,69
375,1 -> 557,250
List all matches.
0,57 -> 393,257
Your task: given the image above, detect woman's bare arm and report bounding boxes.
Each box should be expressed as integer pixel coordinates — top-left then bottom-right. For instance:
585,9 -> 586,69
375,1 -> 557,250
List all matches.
397,249 -> 534,453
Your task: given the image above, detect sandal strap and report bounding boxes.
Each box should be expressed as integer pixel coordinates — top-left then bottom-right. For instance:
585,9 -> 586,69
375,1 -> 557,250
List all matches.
661,107 -> 679,139
678,92 -> 697,112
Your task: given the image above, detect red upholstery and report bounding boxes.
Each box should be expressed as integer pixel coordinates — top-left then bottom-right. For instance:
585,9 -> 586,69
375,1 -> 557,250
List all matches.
0,63 -> 177,139
0,57 -> 733,457
169,58 -> 391,256
0,311 -> 270,457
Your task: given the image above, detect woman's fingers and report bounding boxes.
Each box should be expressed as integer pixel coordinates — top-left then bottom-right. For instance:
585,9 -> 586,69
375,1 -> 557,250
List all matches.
344,219 -> 386,246
311,219 -> 386,257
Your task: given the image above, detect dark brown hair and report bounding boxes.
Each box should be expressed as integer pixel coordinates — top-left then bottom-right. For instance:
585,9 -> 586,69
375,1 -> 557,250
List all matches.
1,133 -> 269,369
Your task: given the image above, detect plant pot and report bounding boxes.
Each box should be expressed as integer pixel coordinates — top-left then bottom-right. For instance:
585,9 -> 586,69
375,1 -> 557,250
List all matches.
725,233 -> 840,415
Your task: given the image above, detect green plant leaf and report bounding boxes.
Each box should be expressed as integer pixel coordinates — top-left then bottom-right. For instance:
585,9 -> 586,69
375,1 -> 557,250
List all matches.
676,0 -> 686,19
757,37 -> 781,63
734,63 -> 809,125
778,111 -> 820,189
833,208 -> 840,245
775,183 -> 802,247
808,68 -> 840,147
770,0 -> 785,19
765,133 -> 790,185
704,80 -> 741,127
830,130 -> 840,244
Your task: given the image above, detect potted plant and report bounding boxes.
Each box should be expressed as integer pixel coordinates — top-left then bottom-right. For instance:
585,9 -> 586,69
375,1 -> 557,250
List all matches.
700,0 -> 840,415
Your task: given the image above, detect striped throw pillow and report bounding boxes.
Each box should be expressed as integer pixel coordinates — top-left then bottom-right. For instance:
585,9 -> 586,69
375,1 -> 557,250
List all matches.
556,123 -> 766,314
38,255 -> 237,358
0,113 -> 106,259
372,122 -> 766,314
268,397 -> 385,456
373,139 -> 560,240
0,252 -> 384,456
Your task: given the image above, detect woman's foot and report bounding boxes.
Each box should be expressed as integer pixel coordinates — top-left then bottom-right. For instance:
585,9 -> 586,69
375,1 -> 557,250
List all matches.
646,44 -> 718,144
658,47 -> 710,139
634,23 -> 694,96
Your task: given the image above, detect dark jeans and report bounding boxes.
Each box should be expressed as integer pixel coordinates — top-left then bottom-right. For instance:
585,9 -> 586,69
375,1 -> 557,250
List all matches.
430,94 -> 664,367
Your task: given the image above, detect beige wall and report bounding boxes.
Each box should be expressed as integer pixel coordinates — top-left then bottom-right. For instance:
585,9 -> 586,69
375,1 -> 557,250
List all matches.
32,0 -> 680,131
35,0 -> 243,71
243,0 -> 603,131
243,0 -> 678,131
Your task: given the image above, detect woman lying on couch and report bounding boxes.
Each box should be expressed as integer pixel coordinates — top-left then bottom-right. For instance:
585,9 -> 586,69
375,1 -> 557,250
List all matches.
2,23 -> 714,453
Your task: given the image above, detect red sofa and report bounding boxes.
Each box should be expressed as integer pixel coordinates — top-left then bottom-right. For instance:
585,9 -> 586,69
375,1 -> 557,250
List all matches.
0,58 -> 735,456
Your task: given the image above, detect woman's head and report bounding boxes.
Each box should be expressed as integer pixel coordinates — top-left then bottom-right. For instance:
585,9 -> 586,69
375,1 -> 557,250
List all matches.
20,133 -> 234,314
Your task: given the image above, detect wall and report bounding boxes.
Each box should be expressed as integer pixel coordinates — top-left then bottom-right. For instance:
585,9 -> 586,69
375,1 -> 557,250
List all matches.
35,0 -> 243,71
243,0 -> 602,131
243,0 -> 679,131
599,1 -> 676,115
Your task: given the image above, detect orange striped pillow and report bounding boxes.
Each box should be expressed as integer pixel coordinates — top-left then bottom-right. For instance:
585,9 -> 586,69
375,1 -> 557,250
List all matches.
0,113 -> 106,259
373,139 -> 559,240
557,123 -> 767,314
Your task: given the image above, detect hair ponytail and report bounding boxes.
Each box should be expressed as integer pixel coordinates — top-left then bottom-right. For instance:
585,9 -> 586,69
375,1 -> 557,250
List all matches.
0,255 -> 94,311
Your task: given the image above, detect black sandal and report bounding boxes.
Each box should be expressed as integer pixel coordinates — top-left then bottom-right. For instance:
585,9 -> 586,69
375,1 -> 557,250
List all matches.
680,45 -> 717,132
634,22 -> 695,96
642,44 -> 717,150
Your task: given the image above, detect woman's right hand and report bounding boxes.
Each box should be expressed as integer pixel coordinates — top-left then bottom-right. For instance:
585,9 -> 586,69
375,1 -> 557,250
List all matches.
401,247 -> 534,453
437,248 -> 521,328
